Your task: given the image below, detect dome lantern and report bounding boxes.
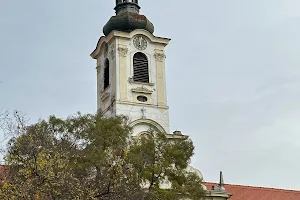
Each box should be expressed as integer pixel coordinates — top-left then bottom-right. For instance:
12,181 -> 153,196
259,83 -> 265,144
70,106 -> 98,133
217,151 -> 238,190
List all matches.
115,0 -> 141,15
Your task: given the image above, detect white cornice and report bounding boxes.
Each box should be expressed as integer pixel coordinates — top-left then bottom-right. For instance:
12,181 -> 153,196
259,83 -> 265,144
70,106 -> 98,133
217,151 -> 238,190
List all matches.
90,29 -> 171,59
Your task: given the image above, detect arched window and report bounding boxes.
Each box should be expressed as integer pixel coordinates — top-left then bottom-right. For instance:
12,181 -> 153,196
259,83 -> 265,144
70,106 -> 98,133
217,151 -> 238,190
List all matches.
133,52 -> 149,83
104,59 -> 110,89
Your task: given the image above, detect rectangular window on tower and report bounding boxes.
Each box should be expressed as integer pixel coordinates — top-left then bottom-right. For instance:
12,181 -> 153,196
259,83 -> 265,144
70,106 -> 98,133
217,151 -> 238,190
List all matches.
104,59 -> 110,89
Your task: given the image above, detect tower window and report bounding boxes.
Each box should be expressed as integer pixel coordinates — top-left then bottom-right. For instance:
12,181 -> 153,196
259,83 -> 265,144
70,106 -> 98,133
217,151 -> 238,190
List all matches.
104,59 -> 110,90
137,95 -> 147,102
133,52 -> 149,83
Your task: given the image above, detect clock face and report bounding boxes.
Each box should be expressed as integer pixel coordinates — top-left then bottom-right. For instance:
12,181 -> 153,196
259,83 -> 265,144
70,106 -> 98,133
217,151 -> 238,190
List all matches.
133,36 -> 147,51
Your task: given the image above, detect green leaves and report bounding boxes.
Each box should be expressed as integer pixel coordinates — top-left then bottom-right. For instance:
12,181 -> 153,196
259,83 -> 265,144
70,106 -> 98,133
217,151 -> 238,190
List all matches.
129,131 -> 204,200
0,112 -> 204,200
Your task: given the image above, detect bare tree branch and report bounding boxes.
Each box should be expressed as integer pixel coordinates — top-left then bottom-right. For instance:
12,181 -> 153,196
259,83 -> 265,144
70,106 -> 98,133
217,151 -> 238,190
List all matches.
0,110 -> 28,158
0,109 -> 9,137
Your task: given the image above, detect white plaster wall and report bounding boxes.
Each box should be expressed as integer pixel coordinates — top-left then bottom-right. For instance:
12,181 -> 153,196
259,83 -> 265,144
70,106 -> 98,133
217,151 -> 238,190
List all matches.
96,30 -> 170,137
116,103 -> 170,134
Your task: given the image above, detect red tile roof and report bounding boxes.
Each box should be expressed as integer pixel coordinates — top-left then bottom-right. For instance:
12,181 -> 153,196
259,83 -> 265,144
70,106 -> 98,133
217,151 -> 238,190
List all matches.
0,165 -> 9,187
0,165 -> 8,178
205,182 -> 300,200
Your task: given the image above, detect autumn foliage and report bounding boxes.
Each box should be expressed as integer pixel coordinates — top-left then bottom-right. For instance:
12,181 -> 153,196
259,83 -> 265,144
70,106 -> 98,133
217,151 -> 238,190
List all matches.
0,112 -> 204,200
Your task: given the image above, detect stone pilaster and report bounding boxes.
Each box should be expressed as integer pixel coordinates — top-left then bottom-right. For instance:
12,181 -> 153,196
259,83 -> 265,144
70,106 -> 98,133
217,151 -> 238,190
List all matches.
154,51 -> 166,106
118,46 -> 128,101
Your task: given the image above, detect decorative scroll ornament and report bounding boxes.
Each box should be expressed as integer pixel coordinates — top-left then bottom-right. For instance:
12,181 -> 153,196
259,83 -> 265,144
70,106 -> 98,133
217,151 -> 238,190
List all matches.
154,52 -> 166,62
118,47 -> 128,57
131,86 -> 153,94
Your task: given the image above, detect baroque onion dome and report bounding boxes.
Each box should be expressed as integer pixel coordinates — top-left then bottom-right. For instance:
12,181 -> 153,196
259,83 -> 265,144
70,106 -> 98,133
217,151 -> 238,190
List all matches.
103,0 -> 155,36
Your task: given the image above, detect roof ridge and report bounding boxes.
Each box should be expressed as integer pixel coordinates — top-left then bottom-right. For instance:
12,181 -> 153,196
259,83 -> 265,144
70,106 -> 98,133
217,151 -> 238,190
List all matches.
205,182 -> 300,193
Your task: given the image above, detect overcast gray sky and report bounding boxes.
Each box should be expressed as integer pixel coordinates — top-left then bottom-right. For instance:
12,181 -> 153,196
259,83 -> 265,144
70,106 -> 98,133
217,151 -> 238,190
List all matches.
1,0 -> 300,190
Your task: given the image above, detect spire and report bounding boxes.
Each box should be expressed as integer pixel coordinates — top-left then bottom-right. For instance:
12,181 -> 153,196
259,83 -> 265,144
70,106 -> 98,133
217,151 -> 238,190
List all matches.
115,0 -> 141,15
219,171 -> 225,189
212,171 -> 226,191
210,171 -> 232,199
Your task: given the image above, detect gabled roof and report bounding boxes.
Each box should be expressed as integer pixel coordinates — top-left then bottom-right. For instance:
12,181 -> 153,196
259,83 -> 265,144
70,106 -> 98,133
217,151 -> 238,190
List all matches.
205,182 -> 300,200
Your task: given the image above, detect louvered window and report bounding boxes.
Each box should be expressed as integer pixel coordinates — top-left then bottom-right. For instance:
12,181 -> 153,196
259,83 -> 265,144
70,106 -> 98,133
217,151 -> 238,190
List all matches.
104,59 -> 109,89
133,53 -> 149,83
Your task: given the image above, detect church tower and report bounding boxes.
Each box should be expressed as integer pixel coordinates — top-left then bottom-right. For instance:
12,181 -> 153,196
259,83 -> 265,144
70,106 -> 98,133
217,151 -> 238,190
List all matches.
91,0 -> 174,137
91,2 -> 231,199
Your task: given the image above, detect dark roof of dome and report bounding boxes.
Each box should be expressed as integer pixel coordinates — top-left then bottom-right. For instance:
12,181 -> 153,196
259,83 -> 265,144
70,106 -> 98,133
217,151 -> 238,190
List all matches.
103,12 -> 154,36
103,1 -> 154,36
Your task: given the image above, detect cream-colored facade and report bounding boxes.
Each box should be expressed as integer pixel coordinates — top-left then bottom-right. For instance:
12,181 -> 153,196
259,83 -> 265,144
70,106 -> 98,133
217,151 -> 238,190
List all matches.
91,29 -> 171,137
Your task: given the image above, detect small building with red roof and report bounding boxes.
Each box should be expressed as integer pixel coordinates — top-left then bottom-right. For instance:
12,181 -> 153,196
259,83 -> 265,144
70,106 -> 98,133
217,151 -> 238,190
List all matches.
204,172 -> 300,200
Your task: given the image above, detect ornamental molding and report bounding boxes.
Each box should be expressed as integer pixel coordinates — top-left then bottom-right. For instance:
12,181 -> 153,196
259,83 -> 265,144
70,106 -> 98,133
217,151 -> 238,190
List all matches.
154,52 -> 166,62
103,43 -> 109,57
131,87 -> 153,94
90,30 -> 170,59
96,59 -> 101,67
110,46 -> 115,59
118,47 -> 128,57
128,77 -> 155,86
129,118 -> 168,136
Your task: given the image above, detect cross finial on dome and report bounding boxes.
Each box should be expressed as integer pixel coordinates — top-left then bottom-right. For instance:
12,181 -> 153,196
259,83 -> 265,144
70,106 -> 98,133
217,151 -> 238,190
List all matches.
115,0 -> 141,15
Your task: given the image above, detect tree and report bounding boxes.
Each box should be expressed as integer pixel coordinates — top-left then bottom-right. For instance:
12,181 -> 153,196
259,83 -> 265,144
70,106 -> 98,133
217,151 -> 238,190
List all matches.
0,112 -> 205,200
0,109 -> 8,133
128,130 -> 204,200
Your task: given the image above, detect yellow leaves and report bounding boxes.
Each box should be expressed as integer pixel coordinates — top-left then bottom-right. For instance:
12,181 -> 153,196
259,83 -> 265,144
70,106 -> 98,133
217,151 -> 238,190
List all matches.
1,112 -> 204,199
36,150 -> 66,172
